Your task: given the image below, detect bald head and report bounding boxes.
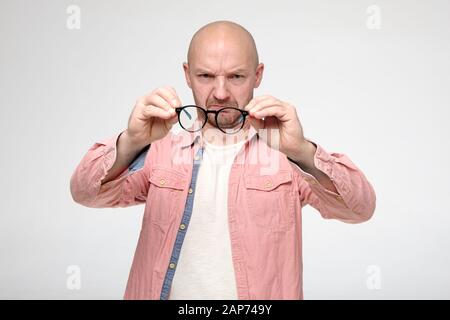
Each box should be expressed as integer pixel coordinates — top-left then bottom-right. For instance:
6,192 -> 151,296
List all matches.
187,21 -> 259,69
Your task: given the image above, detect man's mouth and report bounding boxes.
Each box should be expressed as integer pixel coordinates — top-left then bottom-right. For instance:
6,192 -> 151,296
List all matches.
208,104 -> 236,110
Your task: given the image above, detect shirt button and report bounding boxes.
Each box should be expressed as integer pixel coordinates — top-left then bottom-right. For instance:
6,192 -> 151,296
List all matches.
159,179 -> 166,185
265,181 -> 272,188
335,195 -> 343,201
194,155 -> 200,161
169,262 -> 176,269
188,188 -> 193,194
179,224 -> 186,230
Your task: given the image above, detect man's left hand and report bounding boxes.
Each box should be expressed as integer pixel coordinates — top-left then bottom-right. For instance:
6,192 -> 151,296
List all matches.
244,95 -> 314,163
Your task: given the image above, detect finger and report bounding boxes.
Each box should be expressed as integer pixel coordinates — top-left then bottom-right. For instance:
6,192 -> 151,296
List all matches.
247,97 -> 281,115
252,105 -> 286,120
142,94 -> 175,114
155,87 -> 181,108
142,105 -> 174,120
164,86 -> 182,108
248,98 -> 282,115
244,95 -> 273,111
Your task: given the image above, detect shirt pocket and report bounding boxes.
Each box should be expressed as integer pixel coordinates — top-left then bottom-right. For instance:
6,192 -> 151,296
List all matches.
244,171 -> 295,231
146,166 -> 186,225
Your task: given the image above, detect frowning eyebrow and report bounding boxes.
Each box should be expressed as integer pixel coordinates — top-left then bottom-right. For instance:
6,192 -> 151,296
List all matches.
229,68 -> 247,74
195,68 -> 248,75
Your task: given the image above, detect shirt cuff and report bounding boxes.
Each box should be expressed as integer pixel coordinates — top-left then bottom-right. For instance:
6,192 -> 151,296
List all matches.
289,141 -> 344,199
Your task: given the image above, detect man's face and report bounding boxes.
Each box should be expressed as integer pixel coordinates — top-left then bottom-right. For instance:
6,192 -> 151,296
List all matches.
183,34 -> 263,131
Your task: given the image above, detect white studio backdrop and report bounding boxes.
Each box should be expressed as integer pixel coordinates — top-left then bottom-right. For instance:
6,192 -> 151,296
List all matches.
0,0 -> 449,299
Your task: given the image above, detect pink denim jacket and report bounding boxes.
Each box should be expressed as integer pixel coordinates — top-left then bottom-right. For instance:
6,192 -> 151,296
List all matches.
70,127 -> 376,299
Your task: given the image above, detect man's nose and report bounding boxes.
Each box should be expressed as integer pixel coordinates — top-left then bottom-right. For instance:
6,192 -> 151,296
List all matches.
212,76 -> 230,101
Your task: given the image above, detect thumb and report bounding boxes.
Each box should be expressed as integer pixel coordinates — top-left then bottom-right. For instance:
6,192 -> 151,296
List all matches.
248,115 -> 265,130
168,113 -> 179,125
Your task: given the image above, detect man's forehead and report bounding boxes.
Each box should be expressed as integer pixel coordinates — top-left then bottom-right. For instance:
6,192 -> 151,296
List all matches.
193,64 -> 250,73
191,55 -> 253,73
190,40 -> 254,70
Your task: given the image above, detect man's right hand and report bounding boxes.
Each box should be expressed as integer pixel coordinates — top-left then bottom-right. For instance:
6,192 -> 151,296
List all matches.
100,87 -> 181,184
125,86 -> 181,149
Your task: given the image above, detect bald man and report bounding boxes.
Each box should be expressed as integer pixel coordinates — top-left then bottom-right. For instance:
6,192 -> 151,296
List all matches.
71,21 -> 376,300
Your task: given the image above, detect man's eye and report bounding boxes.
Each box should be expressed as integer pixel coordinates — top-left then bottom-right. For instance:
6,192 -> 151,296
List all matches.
230,74 -> 243,79
199,74 -> 212,78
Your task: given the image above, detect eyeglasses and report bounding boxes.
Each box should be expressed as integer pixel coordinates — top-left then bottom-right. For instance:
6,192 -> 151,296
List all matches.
175,105 -> 249,134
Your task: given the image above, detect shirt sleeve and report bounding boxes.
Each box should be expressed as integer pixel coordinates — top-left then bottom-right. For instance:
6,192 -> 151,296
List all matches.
290,141 -> 376,224
70,130 -> 151,208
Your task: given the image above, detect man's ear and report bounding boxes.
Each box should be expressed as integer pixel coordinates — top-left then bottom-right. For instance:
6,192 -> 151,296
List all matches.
183,62 -> 192,89
254,63 -> 264,88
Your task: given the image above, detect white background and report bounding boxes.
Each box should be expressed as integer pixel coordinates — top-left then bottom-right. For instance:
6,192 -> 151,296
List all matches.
1,0 -> 449,299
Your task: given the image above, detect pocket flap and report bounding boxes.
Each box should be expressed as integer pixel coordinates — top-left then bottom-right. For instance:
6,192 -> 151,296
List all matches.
244,171 -> 292,191
149,167 -> 186,190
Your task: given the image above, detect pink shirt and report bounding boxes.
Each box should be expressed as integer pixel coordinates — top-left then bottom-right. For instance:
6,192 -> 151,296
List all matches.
70,128 -> 376,299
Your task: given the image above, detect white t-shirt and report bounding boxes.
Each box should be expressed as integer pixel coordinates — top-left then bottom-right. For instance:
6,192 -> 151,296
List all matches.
169,138 -> 246,300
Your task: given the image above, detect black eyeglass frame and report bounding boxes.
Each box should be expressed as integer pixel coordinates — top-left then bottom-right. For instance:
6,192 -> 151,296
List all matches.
175,105 -> 249,134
